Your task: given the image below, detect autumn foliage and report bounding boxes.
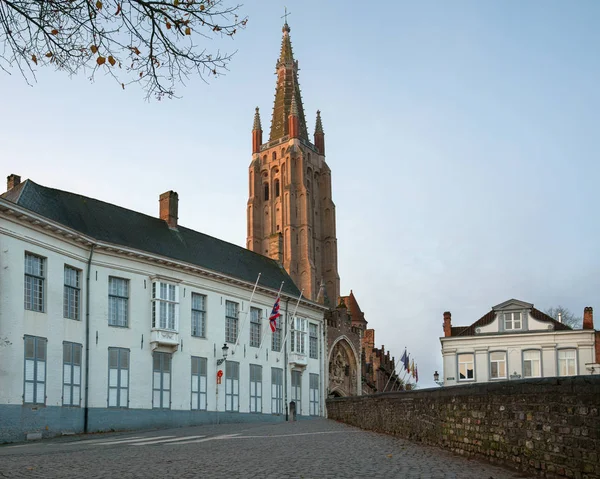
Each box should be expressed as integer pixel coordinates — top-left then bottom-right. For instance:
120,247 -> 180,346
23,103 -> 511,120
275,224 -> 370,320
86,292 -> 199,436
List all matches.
0,0 -> 247,99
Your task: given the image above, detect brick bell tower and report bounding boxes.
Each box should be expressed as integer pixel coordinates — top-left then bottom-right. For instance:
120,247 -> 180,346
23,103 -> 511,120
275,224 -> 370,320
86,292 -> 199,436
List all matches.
247,21 -> 340,305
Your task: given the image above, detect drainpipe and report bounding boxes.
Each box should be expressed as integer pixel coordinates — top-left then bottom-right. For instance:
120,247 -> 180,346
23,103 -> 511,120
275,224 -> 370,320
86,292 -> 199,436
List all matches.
284,298 -> 289,421
84,244 -> 95,433
319,320 -> 324,417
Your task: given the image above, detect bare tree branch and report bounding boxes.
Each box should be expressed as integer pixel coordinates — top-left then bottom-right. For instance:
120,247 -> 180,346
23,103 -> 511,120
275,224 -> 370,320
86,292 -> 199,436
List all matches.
0,0 -> 247,99
545,305 -> 582,329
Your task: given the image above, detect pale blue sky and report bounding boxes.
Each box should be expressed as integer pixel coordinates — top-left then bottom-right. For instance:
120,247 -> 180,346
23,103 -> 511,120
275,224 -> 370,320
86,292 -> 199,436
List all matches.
1,1 -> 598,387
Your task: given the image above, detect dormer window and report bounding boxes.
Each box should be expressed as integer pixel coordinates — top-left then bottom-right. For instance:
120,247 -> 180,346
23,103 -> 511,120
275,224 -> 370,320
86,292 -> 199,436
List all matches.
504,312 -> 521,330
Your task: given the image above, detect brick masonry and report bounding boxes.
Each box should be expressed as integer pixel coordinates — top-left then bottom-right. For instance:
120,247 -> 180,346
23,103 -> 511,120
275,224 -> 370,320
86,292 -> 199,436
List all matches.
326,376 -> 600,478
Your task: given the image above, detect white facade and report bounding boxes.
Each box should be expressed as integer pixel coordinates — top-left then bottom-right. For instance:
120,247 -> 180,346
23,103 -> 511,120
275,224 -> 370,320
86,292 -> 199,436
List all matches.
440,299 -> 599,386
0,193 -> 327,443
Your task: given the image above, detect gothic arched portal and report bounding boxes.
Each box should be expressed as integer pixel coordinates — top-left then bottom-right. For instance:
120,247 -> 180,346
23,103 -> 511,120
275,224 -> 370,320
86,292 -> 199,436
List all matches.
328,337 -> 360,397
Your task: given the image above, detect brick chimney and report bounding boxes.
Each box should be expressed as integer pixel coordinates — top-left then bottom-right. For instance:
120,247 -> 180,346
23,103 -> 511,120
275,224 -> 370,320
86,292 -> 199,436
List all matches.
159,191 -> 178,229
7,174 -> 21,191
443,311 -> 452,337
583,307 -> 594,330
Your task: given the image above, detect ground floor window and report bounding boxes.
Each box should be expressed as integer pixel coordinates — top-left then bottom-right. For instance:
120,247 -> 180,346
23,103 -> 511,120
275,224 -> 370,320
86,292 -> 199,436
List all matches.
249,364 -> 262,413
153,352 -> 171,409
458,353 -> 474,381
225,361 -> 239,412
271,367 -> 283,414
191,356 -> 207,410
291,370 -> 302,414
523,350 -> 541,378
558,349 -> 576,376
309,373 -> 319,416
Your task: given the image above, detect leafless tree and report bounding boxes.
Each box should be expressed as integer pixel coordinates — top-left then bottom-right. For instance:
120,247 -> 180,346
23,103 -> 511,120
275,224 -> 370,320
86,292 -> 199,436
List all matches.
545,305 -> 582,329
0,0 -> 247,99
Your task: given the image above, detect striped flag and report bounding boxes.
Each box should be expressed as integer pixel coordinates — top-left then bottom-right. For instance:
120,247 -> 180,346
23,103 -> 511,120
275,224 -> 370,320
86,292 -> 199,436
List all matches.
269,296 -> 281,332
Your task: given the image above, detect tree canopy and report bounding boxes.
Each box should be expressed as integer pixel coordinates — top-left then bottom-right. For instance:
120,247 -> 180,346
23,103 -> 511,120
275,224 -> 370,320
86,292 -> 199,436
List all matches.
0,0 -> 247,99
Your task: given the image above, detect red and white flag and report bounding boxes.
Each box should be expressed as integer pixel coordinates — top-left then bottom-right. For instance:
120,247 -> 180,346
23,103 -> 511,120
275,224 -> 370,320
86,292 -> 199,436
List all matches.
269,296 -> 281,332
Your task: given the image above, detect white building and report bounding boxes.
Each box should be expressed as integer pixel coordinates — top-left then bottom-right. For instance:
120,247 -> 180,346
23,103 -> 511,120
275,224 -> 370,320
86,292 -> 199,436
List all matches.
439,299 -> 600,386
0,174 -> 328,444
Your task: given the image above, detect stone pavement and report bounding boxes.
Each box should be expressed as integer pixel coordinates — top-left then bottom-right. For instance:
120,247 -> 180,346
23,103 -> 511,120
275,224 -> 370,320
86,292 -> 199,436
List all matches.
0,418 -> 528,478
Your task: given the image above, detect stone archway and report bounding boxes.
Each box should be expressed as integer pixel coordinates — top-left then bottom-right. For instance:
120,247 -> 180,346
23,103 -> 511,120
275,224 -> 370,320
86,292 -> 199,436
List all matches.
328,337 -> 360,397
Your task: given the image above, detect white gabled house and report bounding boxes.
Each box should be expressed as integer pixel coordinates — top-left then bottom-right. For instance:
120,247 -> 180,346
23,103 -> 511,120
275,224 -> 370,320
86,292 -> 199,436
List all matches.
0,174 -> 328,444
439,299 -> 600,386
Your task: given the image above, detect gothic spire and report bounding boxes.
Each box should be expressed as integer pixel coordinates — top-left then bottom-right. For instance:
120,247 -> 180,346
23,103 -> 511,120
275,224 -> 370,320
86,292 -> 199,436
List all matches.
253,107 -> 262,131
269,22 -> 309,142
314,110 -> 324,134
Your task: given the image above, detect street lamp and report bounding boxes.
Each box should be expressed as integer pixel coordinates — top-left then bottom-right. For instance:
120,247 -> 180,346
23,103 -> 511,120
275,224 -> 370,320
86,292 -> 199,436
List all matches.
217,343 -> 229,366
433,370 -> 444,387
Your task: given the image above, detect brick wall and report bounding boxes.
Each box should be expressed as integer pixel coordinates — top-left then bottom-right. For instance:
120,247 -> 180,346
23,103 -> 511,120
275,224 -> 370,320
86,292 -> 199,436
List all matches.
326,376 -> 600,478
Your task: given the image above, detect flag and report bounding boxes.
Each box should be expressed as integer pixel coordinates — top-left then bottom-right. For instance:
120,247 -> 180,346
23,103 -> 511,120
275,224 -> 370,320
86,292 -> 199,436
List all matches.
415,365 -> 419,382
400,349 -> 408,371
406,354 -> 411,373
410,359 -> 415,378
269,296 -> 281,332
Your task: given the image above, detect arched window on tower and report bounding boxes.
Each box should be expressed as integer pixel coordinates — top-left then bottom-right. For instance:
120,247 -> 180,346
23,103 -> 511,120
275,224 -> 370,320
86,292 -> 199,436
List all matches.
272,151 -> 277,161
275,179 -> 280,198
264,183 -> 269,201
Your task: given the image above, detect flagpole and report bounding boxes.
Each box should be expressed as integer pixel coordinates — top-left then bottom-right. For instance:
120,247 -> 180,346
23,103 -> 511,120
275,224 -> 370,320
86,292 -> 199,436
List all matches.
233,273 -> 261,353
256,281 -> 284,357
279,290 -> 303,354
383,360 -> 397,392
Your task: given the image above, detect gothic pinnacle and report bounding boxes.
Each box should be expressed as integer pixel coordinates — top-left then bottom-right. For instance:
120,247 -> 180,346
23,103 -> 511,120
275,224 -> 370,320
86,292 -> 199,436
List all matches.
290,95 -> 299,117
315,110 -> 324,134
253,107 -> 262,131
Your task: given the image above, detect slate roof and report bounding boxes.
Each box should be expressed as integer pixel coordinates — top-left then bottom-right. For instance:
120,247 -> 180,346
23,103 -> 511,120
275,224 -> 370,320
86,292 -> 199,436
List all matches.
2,180 -> 301,297
453,307 -> 572,337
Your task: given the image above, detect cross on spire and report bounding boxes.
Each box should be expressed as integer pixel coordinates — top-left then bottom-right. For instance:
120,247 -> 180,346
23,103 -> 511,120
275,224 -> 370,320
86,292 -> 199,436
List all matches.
281,6 -> 291,24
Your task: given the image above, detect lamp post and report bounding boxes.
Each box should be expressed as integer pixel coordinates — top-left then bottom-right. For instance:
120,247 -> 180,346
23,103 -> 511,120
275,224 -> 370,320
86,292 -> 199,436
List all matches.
433,370 -> 444,387
216,343 -> 229,422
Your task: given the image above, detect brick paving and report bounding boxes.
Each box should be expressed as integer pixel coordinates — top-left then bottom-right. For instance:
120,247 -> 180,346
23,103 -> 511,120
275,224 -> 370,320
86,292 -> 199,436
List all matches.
0,419 -> 528,478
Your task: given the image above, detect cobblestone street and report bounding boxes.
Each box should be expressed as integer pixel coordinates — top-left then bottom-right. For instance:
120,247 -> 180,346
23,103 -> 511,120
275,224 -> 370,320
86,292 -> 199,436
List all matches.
0,419 -> 528,478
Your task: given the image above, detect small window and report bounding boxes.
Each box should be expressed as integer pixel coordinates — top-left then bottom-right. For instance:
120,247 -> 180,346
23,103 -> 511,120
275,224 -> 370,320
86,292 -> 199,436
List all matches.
275,179 -> 280,197
225,301 -> 239,344
64,266 -> 81,320
504,312 -> 522,330
191,293 -> 206,338
109,277 -> 129,327
264,183 -> 269,201
309,324 -> 318,359
24,253 -> 45,312
458,353 -> 474,381
558,349 -> 577,376
489,352 -> 507,379
250,307 -> 261,348
523,350 -> 541,378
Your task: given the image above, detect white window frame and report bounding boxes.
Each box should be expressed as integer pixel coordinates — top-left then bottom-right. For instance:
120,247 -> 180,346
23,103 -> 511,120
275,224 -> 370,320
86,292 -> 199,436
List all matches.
309,323 -> 318,359
558,349 -> 577,376
249,364 -> 262,413
504,312 -> 522,331
152,352 -> 171,409
225,360 -> 239,412
290,317 -> 307,354
309,373 -> 319,416
271,367 -> 283,415
458,353 -> 475,381
108,277 -> 129,327
191,293 -> 207,338
489,351 -> 507,380
63,342 -> 82,406
523,350 -> 541,378
63,265 -> 81,320
225,300 -> 239,344
24,253 -> 45,312
249,307 -> 262,348
108,347 -> 129,408
151,281 -> 179,331
24,335 -> 46,404
191,356 -> 207,410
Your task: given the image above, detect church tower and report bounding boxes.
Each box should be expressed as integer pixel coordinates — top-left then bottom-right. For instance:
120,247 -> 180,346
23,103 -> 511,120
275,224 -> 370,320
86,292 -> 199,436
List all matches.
247,21 -> 340,305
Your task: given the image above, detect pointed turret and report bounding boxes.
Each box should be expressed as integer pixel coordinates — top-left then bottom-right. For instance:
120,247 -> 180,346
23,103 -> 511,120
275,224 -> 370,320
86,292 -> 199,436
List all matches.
288,95 -> 300,139
316,278 -> 330,307
270,22 -> 309,142
252,107 -> 263,154
314,110 -> 325,155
